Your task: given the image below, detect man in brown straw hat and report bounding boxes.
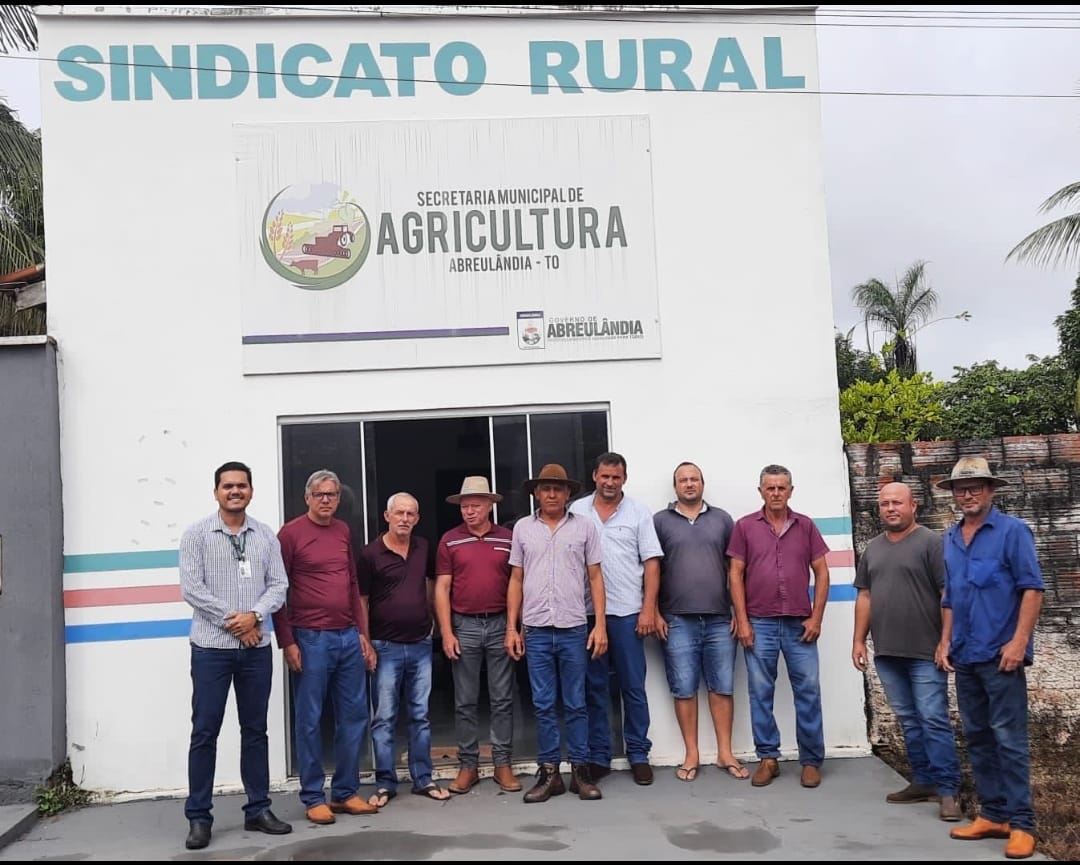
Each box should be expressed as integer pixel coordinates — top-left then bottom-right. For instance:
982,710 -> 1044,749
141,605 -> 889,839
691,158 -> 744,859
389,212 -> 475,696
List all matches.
506,464 -> 608,803
936,456 -> 1044,859
434,476 -> 522,795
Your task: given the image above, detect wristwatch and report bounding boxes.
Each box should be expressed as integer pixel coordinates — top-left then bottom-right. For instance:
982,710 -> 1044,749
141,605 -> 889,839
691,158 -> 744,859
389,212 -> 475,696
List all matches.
252,611 -> 263,625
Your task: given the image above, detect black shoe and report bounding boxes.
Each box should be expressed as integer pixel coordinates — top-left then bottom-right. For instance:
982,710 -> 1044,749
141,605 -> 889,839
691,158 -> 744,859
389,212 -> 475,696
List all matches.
588,763 -> 611,780
244,810 -> 293,835
185,820 -> 211,850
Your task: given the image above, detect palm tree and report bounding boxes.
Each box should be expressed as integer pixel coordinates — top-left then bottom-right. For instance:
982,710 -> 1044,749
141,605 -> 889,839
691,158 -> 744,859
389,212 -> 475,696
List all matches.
0,4 -> 42,336
1007,181 -> 1080,270
850,261 -> 939,377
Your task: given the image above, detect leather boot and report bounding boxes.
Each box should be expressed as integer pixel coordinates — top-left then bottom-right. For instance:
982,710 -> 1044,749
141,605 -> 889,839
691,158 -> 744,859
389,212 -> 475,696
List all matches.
523,763 -> 566,803
493,765 -> 523,792
448,766 -> 480,794
569,763 -> 603,800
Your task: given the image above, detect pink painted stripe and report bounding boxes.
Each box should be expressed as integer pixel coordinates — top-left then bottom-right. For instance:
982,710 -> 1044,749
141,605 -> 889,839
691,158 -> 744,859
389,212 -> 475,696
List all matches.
826,550 -> 855,568
64,584 -> 182,608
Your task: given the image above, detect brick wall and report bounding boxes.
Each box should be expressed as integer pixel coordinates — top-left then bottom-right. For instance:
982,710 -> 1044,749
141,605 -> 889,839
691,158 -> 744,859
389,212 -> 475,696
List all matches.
845,435 -> 1080,753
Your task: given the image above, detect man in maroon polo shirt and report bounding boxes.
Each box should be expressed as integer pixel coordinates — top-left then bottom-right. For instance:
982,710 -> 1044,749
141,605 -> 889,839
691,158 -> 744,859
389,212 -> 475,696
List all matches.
273,469 -> 378,826
434,476 -> 522,795
728,464 -> 830,790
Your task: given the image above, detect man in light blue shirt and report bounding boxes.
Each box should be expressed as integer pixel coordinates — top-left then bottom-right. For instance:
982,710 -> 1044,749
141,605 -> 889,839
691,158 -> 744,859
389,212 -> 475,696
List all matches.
569,452 -> 664,785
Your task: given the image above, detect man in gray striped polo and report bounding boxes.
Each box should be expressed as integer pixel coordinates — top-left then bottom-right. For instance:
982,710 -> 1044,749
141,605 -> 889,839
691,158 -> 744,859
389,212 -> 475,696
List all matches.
178,460 -> 291,851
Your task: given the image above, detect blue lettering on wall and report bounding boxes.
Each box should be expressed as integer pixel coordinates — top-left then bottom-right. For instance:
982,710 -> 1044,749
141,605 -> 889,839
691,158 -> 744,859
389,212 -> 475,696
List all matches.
52,37 -> 806,101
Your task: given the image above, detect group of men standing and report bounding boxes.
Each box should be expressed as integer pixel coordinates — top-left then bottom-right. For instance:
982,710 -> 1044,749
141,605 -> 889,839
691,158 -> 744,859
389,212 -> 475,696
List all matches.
177,451 -> 1045,860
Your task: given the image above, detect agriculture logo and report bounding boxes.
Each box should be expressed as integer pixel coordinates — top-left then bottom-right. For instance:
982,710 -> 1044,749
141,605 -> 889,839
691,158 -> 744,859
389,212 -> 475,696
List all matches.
260,182 -> 371,289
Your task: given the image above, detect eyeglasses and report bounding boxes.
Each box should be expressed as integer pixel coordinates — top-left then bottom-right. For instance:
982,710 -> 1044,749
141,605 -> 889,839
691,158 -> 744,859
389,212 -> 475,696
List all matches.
310,491 -> 340,500
952,485 -> 987,498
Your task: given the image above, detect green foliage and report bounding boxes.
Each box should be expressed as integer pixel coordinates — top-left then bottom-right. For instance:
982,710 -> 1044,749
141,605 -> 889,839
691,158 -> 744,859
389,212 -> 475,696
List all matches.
834,328 -> 887,390
1007,180 -> 1080,270
1055,274 -> 1080,379
35,758 -> 92,817
839,369 -> 943,443
936,356 -> 1077,439
850,261 -> 939,376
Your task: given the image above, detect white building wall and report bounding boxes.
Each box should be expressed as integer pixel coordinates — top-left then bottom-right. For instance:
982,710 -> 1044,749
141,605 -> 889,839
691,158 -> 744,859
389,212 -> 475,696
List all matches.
39,5 -> 864,796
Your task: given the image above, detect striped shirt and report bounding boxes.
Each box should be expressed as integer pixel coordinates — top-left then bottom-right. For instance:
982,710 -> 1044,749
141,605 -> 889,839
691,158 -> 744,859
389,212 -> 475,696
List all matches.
509,510 -> 601,628
179,511 -> 289,649
569,493 -> 664,616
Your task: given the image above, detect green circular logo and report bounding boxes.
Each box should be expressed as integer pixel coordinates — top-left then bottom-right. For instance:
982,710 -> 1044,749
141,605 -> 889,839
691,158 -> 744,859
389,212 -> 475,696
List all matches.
260,183 -> 371,290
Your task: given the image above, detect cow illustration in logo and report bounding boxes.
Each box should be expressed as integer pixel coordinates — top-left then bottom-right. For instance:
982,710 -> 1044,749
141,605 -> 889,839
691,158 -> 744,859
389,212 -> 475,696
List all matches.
260,182 -> 371,290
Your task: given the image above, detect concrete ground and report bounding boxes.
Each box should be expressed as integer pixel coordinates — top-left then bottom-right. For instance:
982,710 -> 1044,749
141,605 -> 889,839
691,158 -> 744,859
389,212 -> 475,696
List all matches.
0,756 -> 1046,861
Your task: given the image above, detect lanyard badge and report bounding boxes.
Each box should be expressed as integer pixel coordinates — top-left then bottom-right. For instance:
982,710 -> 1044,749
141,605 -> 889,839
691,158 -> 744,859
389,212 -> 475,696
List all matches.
228,532 -> 252,579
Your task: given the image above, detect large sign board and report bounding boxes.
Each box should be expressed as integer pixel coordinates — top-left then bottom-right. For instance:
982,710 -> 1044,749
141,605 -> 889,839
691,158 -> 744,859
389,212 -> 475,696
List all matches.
236,116 -> 661,374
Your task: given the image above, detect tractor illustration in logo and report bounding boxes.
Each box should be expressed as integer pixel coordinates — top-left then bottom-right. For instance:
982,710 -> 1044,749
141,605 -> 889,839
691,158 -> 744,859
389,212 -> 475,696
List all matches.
260,183 -> 371,290
302,224 -> 356,259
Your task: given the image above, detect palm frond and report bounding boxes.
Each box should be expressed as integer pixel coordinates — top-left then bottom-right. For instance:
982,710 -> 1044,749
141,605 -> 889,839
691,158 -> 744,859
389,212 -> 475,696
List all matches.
0,6 -> 37,53
1039,182 -> 1080,214
1007,213 -> 1080,269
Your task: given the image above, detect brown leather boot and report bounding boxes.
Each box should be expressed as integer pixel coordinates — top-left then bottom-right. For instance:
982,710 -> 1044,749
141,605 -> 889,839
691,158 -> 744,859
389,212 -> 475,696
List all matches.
751,758 -> 780,787
569,764 -> 603,800
523,763 -> 566,803
493,765 -> 523,792
448,766 -> 479,794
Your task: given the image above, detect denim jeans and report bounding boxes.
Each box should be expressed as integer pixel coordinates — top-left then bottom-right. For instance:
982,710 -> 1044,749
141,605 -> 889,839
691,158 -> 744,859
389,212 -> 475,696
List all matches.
874,655 -> 961,796
525,624 -> 589,765
954,660 -> 1035,832
185,644 -> 273,824
451,612 -> 515,768
370,637 -> 434,793
662,614 -> 737,698
586,614 -> 651,766
744,616 -> 825,766
292,626 -> 368,807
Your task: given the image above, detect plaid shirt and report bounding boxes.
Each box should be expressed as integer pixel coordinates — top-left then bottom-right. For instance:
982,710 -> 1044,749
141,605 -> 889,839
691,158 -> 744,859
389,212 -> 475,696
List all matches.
179,511 -> 289,649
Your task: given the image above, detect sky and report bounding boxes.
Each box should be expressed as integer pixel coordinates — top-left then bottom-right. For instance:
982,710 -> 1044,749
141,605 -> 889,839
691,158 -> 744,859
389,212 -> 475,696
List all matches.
1,5 -> 1078,382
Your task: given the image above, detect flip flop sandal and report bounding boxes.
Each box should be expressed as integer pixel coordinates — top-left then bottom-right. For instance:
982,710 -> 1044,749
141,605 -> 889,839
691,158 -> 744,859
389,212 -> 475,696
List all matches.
368,788 -> 397,809
719,763 -> 750,780
675,766 -> 698,782
411,782 -> 450,801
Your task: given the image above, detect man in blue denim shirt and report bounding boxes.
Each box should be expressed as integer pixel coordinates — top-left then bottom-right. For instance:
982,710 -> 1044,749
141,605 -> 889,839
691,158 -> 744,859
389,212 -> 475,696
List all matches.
936,457 -> 1044,860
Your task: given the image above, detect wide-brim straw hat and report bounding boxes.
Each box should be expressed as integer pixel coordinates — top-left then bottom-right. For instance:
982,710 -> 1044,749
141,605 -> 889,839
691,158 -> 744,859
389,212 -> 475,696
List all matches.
522,463 -> 582,497
446,476 -> 503,504
935,456 -> 1010,490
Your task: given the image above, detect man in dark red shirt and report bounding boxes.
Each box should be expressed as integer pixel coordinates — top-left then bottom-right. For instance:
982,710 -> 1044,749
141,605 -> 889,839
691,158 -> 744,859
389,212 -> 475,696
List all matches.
360,492 -> 450,806
434,476 -> 521,796
273,469 -> 377,826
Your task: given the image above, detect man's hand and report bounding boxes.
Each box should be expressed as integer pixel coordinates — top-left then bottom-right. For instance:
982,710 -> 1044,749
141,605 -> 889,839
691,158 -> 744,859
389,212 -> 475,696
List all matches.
361,634 -> 377,671
654,613 -> 669,642
800,616 -> 822,643
999,637 -> 1026,672
852,640 -> 868,672
587,624 -> 608,659
934,640 -> 954,672
239,627 -> 262,648
224,610 -> 258,637
505,628 -> 524,661
442,631 -> 461,660
634,608 -> 657,639
283,644 -> 302,673
734,619 -> 754,649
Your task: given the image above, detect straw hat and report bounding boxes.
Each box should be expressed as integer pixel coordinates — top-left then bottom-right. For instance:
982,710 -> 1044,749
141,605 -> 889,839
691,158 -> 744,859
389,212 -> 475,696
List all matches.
523,463 -> 582,497
446,476 -> 503,504
935,456 -> 1010,490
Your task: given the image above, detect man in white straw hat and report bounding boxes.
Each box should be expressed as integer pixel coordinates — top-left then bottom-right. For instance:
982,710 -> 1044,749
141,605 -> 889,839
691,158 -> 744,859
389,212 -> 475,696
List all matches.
434,476 -> 522,796
936,456 -> 1045,859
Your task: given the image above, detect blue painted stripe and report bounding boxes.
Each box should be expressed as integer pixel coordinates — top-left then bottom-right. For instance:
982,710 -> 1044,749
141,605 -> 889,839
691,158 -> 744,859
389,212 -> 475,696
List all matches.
829,584 -> 857,602
64,550 -> 179,573
814,517 -> 852,535
66,618 -> 192,643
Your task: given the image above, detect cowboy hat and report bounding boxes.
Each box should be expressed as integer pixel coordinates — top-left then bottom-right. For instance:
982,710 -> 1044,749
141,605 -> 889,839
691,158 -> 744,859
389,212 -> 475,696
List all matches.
935,456 -> 1010,490
522,463 -> 582,497
446,476 -> 503,504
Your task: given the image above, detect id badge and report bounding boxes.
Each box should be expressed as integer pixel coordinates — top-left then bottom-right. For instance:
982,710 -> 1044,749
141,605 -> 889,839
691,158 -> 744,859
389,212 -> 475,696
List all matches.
238,560 -> 252,580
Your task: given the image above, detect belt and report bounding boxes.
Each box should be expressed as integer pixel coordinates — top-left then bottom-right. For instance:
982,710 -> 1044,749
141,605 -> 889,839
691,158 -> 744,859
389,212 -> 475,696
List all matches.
456,610 -> 506,619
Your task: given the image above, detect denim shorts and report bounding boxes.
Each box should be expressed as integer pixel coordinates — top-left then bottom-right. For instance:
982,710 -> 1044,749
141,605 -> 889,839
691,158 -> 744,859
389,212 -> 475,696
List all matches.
662,614 -> 736,698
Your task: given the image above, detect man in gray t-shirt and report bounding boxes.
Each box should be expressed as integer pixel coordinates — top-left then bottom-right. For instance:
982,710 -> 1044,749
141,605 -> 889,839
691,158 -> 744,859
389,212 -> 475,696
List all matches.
653,462 -> 747,782
852,481 -> 961,820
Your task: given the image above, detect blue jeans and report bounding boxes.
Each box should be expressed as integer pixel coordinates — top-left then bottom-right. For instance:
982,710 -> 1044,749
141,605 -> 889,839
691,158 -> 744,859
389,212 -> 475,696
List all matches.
292,627 -> 368,807
744,616 -> 825,766
874,655 -> 960,796
586,614 -> 651,766
525,625 -> 589,765
185,644 -> 273,824
370,637 -> 434,793
954,660 -> 1035,832
662,614 -> 737,698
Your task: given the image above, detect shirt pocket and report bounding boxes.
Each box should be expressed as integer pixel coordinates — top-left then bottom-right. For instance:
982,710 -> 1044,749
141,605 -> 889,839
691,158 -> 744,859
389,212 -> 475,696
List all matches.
967,557 -> 998,588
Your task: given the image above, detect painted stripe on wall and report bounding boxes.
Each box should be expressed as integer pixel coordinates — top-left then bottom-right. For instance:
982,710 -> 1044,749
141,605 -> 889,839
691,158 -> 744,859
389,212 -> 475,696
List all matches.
65,619 -> 193,643
825,550 -> 855,568
65,585 -> 183,608
64,549 -> 179,573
